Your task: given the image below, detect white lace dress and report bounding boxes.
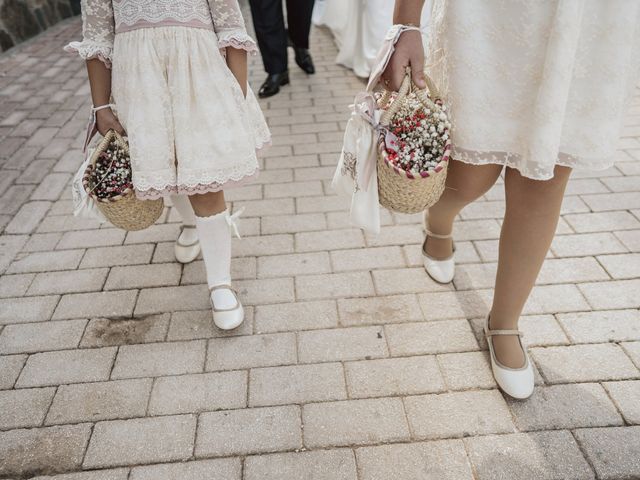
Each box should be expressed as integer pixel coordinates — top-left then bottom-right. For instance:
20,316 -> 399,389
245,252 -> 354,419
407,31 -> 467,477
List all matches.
66,0 -> 271,199
428,0 -> 640,180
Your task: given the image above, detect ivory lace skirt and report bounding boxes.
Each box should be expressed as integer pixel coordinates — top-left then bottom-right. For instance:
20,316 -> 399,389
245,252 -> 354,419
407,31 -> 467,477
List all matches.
111,26 -> 271,199
429,0 -> 640,180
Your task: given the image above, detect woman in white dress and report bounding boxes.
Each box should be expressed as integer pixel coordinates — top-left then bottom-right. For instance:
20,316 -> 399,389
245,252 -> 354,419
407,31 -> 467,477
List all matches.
383,0 -> 640,398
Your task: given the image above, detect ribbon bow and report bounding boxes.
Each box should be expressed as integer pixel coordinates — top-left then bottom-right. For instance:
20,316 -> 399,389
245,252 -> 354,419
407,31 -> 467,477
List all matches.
226,207 -> 244,239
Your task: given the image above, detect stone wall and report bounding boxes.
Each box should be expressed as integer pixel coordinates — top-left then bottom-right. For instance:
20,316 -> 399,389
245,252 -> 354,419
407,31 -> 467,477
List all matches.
0,0 -> 80,52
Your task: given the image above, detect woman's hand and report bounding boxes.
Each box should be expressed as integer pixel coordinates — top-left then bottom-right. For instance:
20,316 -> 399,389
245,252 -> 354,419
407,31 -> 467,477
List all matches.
381,29 -> 426,91
96,108 -> 126,136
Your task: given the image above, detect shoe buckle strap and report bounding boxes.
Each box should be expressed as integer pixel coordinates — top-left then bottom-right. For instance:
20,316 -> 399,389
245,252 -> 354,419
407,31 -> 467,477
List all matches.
485,329 -> 523,338
209,284 -> 240,312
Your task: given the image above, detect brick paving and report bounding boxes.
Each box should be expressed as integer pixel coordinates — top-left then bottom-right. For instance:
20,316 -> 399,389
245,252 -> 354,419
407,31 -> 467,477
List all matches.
0,13 -> 639,480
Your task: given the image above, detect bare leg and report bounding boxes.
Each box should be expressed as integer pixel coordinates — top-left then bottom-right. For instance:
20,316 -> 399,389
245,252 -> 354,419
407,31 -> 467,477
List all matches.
490,165 -> 572,367
189,190 -> 227,217
425,160 -> 503,258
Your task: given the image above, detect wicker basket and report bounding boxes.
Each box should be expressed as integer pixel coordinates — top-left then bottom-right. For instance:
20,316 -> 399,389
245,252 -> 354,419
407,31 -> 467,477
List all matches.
82,130 -> 164,231
377,71 -> 450,214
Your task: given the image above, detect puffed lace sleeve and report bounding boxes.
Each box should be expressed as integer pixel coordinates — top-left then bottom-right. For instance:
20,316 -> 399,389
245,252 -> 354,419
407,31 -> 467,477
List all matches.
208,0 -> 258,54
64,0 -> 115,67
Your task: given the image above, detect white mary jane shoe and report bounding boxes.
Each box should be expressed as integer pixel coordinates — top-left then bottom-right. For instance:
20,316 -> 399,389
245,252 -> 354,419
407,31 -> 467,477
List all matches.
484,315 -> 534,400
210,285 -> 244,330
422,229 -> 456,284
174,226 -> 201,264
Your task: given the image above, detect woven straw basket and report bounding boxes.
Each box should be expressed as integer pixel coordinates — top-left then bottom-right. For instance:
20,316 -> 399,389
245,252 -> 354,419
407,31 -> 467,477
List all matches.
377,70 -> 450,214
83,130 -> 164,231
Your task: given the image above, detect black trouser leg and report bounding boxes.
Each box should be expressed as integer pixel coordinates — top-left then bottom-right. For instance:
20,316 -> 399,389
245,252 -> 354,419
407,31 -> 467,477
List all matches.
248,0 -> 288,74
285,0 -> 315,49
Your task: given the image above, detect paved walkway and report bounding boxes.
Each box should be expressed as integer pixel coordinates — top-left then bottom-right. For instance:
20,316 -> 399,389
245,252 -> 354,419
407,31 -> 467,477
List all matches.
1,14 -> 640,480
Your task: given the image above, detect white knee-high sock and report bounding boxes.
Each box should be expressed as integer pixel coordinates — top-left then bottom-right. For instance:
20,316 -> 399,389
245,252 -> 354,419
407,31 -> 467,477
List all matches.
171,195 -> 198,243
195,209 -> 236,309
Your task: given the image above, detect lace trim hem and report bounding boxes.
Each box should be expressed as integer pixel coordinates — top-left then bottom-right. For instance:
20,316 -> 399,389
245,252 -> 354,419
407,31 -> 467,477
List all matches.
216,30 -> 258,54
64,41 -> 113,67
135,169 -> 259,200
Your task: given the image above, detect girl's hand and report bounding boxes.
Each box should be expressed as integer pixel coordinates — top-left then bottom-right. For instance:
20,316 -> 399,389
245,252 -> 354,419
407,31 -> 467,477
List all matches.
226,48 -> 248,98
381,30 -> 426,91
96,108 -> 126,136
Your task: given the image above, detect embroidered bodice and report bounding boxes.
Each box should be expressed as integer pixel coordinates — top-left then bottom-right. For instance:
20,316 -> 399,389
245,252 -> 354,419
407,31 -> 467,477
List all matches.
66,0 -> 257,65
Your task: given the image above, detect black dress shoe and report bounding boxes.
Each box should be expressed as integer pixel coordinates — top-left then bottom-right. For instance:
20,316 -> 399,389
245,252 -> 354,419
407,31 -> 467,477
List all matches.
258,72 -> 290,98
294,47 -> 315,74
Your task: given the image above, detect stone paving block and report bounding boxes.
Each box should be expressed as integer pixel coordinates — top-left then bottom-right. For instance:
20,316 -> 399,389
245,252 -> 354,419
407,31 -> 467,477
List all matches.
0,234 -> 29,274
235,277 -> 296,305
386,320 -> 478,356
404,390 -> 514,440
356,440 -> 474,480
104,263 -> 182,290
207,333 -> 296,370
437,351 -> 496,390
17,347 -> 117,388
0,319 -> 86,354
181,257 -> 256,284
148,371 -> 247,415
249,362 -> 346,406
597,252 -> 640,279
81,314 -> 170,348
234,234 -> 294,257
0,387 -> 56,430
0,424 -> 92,478
298,326 -> 388,363
80,244 -> 154,268
557,309 -> 640,343
418,290 -> 489,321
565,211 -> 640,232
522,284 -> 590,314
5,201 -> 51,234
296,271 -> 374,300
466,431 -> 594,480
31,469 -> 129,480
579,279 -> 640,310
574,426 -> 640,480
167,308 -> 253,340
337,294 -> 423,327
56,229 -> 125,250
622,341 -> 640,368
244,449 -> 357,480
53,290 -> 138,320
196,405 -> 302,456
0,354 -> 26,389
261,213 -> 326,235
112,340 -> 206,379
536,257 -> 610,284
257,251 -> 331,278
46,379 -> 152,425
551,232 -> 627,257
123,223 -> 180,245
254,299 -> 337,333
583,192 -> 640,211
0,273 -> 34,298
330,246 -> 405,272
7,249 -> 84,274
294,229 -> 365,252
134,285 -> 209,315
346,356 -> 445,398
303,397 -> 410,448
615,229 -> 640,252
531,344 -> 639,384
37,215 -> 102,234
603,380 -> 640,424
130,459 -> 241,480
365,224 -> 423,247
508,383 -> 623,431
84,415 -> 197,469
373,268 -> 452,296
27,268 -> 108,296
30,173 -> 69,201
0,295 -> 59,324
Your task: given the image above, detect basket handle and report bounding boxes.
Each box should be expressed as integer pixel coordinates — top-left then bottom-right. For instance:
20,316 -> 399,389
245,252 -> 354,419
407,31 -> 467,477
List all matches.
379,67 -> 442,127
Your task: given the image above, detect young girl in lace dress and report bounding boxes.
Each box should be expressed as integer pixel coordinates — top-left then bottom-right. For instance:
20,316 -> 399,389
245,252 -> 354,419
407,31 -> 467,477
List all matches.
66,0 -> 271,330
